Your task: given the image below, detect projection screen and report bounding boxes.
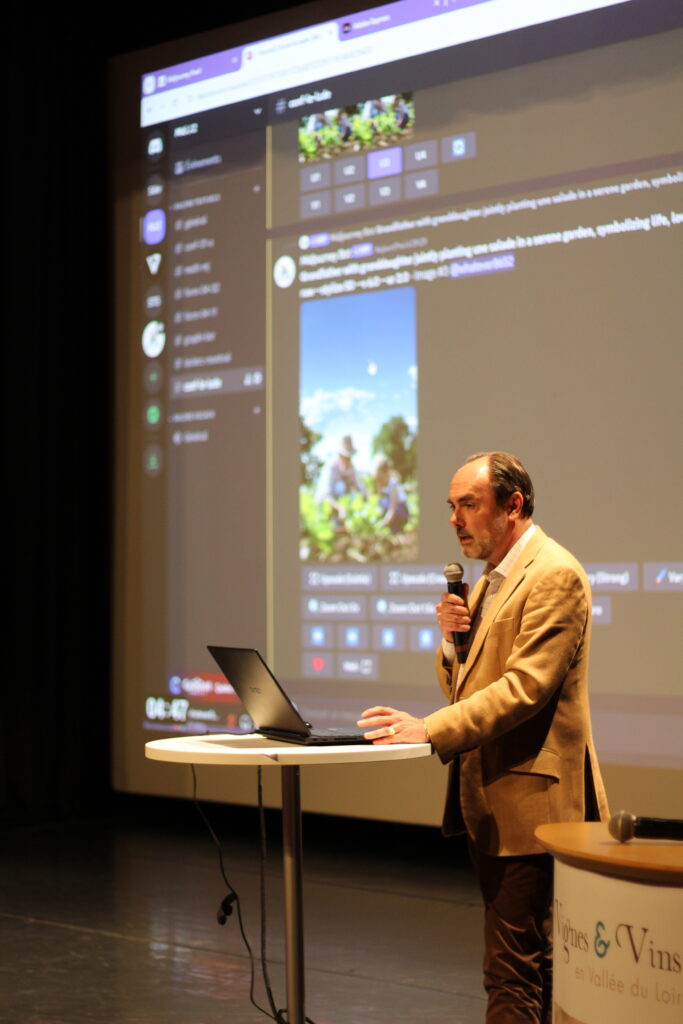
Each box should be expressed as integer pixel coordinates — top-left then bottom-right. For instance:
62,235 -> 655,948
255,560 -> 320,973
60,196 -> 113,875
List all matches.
111,0 -> 683,822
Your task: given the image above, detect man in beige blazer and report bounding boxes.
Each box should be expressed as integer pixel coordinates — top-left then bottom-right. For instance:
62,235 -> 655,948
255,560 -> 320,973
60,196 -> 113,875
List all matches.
359,451 -> 608,1024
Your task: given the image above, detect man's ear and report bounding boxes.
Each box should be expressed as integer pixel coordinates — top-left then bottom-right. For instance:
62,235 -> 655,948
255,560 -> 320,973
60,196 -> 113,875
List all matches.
508,491 -> 524,518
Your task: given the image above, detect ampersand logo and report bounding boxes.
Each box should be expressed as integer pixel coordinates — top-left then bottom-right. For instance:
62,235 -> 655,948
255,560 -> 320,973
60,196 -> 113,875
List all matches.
594,921 -> 611,958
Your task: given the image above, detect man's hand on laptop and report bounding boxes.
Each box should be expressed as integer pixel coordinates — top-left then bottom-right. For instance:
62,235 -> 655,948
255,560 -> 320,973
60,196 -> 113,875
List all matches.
357,706 -> 429,744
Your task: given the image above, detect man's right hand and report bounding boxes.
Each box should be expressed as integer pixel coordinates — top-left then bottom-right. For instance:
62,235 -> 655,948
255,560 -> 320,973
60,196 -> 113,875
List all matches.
436,586 -> 471,643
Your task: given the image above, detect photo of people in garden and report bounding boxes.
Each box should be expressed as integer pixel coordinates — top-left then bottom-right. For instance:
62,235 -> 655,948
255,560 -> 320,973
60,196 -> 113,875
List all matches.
300,287 -> 418,562
298,93 -> 415,163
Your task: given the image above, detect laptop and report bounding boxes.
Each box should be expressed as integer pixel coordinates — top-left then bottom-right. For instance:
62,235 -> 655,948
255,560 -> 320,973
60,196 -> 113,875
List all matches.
207,645 -> 371,745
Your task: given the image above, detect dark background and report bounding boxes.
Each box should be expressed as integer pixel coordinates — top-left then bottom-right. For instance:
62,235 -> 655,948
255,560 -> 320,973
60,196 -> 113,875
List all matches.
4,1 -> 315,824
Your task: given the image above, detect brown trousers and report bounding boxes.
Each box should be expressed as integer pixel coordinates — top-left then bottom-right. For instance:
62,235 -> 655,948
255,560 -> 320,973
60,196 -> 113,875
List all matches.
469,842 -> 554,1024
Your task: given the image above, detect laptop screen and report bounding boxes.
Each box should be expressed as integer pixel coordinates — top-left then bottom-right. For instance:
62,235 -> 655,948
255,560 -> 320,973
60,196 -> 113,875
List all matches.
207,646 -> 310,736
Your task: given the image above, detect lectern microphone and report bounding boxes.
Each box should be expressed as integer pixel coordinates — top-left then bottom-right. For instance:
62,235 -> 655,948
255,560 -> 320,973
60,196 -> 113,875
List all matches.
608,810 -> 683,843
443,561 -> 469,665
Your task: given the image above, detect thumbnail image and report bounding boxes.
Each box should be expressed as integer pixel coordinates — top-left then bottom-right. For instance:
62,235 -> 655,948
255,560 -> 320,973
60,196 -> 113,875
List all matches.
300,287 -> 418,563
298,93 -> 415,163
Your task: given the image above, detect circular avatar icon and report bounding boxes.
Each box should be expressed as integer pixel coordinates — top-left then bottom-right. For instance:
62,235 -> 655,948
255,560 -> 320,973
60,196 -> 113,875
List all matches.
142,320 -> 166,358
144,361 -> 163,394
273,254 -> 297,289
143,444 -> 163,477
144,401 -> 162,429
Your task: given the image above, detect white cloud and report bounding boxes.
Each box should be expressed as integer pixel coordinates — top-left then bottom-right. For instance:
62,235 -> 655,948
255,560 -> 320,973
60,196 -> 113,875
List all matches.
301,387 -> 375,429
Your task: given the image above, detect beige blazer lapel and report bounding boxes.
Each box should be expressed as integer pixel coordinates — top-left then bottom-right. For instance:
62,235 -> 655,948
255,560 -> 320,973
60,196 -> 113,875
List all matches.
457,527 -> 548,694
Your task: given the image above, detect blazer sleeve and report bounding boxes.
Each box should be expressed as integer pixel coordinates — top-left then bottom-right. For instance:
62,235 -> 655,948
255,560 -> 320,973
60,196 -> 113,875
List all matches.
435,645 -> 456,701
425,565 -> 589,765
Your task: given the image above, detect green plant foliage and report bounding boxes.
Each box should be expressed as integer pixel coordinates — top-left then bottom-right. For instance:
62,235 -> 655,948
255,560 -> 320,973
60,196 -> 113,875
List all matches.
299,487 -> 337,559
298,127 -> 319,160
372,416 -> 417,482
350,114 -> 374,148
374,111 -> 397,136
299,482 -> 419,563
300,417 -> 323,485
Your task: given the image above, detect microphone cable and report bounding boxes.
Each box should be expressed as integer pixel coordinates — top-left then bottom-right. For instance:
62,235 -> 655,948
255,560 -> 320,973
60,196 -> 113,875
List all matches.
191,764 -> 276,1022
191,764 -> 318,1024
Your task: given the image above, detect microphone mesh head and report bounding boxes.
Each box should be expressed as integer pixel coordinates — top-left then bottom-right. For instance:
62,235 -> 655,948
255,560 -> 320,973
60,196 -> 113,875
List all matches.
608,810 -> 635,842
443,562 -> 464,583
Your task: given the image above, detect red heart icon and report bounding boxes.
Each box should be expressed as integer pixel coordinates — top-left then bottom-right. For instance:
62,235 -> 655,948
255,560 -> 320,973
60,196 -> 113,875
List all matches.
312,657 -> 325,672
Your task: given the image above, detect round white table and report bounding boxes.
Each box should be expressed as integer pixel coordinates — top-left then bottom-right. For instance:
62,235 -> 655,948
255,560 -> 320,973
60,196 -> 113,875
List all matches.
146,733 -> 433,1024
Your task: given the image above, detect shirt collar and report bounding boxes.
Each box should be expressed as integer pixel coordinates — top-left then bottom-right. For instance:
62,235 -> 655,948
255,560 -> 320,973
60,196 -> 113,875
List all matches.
484,523 -> 536,582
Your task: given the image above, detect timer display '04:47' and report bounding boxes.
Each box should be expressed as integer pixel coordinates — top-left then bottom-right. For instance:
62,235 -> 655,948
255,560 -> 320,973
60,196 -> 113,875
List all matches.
145,697 -> 190,722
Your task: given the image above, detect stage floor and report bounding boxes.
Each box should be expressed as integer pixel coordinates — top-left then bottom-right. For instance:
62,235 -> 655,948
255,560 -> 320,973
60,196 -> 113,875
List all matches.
0,798 -> 485,1023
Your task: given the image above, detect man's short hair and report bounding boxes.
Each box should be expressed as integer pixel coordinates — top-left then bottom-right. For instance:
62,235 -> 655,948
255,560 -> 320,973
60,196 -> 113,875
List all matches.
466,451 -> 535,518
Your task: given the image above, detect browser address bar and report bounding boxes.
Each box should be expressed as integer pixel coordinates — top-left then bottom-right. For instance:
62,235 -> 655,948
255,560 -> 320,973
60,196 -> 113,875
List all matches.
141,39 -> 375,127
140,0 -> 632,127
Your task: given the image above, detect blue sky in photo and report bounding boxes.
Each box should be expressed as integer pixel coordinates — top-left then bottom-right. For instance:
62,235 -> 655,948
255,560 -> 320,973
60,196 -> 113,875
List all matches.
300,287 -> 417,470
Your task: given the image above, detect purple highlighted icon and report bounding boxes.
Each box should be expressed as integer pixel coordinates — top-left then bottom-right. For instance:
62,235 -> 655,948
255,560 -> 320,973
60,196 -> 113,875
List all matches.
143,209 -> 166,245
367,147 -> 402,179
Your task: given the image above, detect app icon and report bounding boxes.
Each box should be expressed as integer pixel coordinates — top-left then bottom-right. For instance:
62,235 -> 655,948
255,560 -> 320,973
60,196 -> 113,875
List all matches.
145,176 -> 165,204
311,626 -> 326,646
145,286 -> 163,312
142,320 -> 166,358
143,444 -> 163,477
147,134 -> 164,159
145,401 -> 162,429
419,628 -> 434,649
381,628 -> 396,648
273,254 -> 296,289
144,362 -> 163,393
143,209 -> 166,245
345,627 -> 360,647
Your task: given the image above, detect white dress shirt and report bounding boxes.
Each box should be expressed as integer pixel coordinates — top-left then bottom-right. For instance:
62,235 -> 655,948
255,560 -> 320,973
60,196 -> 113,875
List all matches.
442,523 -> 536,665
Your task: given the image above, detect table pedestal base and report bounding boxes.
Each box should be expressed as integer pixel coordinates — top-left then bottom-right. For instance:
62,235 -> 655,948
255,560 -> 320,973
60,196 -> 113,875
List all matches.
282,765 -> 305,1024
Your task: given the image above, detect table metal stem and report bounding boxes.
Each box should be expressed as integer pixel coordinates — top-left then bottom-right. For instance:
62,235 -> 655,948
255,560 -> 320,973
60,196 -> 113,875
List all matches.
281,765 -> 305,1024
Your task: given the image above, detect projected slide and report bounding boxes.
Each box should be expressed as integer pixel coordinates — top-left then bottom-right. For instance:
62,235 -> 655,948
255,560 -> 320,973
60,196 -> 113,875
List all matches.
112,0 -> 683,778
300,287 -> 418,563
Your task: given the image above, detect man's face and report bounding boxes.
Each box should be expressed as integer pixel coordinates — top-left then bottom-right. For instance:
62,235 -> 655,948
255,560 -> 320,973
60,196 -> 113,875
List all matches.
447,458 -> 514,565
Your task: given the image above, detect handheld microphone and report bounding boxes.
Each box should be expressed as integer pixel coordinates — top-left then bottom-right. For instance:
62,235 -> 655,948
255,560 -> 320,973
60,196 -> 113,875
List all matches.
608,810 -> 683,843
443,561 -> 469,664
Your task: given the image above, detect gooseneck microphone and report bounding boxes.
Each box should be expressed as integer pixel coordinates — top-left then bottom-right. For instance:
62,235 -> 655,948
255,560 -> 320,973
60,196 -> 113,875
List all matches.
608,810 -> 683,843
443,561 -> 470,664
